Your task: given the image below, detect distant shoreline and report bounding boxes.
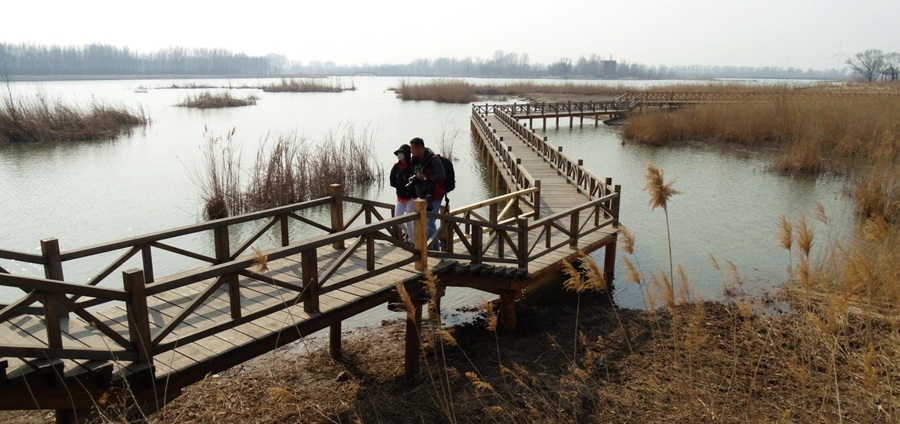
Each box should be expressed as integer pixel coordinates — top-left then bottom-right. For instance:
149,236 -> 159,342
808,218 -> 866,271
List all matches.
4,74 -> 335,82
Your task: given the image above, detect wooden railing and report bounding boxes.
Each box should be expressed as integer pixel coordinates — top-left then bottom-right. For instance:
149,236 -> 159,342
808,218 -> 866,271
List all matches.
483,106 -> 621,207
0,181 -> 617,369
0,186 -> 419,368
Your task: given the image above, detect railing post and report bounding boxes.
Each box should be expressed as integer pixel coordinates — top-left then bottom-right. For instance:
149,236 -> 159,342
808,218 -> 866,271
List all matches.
123,268 -> 153,365
576,159 -> 584,191
413,199 -> 428,271
472,226 -> 484,264
141,244 -> 155,283
440,203 -> 452,254
42,292 -> 63,351
215,226 -> 241,319
40,239 -> 67,322
329,184 -> 345,249
517,218 -> 528,269
613,184 -> 622,225
533,180 -> 541,219
280,214 -> 290,246
40,238 -> 64,281
302,248 -> 319,313
569,211 -> 580,249
365,208 -> 375,271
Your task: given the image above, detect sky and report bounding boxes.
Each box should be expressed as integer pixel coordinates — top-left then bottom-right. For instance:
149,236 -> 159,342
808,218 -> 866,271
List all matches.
3,0 -> 898,70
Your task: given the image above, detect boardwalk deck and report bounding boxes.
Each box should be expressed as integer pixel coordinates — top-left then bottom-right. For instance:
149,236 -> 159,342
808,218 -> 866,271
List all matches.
0,102 -> 621,417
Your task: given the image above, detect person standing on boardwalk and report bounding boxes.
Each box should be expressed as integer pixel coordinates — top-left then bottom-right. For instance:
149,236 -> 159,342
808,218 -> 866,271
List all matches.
389,144 -> 416,243
408,137 -> 446,250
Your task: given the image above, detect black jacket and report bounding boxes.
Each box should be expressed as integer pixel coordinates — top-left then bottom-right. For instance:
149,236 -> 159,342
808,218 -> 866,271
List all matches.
389,161 -> 416,199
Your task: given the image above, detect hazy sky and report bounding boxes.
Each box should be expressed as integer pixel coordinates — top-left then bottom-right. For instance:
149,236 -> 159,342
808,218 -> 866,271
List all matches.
3,0 -> 898,70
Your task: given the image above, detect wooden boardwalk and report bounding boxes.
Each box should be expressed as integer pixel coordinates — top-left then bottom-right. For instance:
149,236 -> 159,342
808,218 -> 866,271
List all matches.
0,103 -> 621,419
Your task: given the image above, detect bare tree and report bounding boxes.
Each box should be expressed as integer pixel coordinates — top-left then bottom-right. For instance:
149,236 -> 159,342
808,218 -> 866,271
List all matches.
846,49 -> 885,82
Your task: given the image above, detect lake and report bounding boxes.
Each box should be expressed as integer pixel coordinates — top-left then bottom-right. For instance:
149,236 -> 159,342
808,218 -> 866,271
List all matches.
0,76 -> 856,328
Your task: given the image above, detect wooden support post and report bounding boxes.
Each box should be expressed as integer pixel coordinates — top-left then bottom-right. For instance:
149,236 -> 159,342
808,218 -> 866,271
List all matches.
613,184 -> 622,225
43,293 -> 63,351
141,244 -> 154,283
40,238 -> 67,320
472,226 -> 484,264
330,322 -> 342,358
577,159 -> 584,191
280,214 -> 290,246
123,269 -> 153,365
569,211 -> 580,249
41,238 -> 64,281
329,184 -> 345,249
440,203 -> 451,254
215,226 -> 241,319
413,199 -> 428,271
302,249 -> 319,313
533,179 -> 541,219
404,298 -> 422,385
365,208 -> 375,271
604,235 -> 618,284
517,218 -> 528,269
500,290 -> 517,332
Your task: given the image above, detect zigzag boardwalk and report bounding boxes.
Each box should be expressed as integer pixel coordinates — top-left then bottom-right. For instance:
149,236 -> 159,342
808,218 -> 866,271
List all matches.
0,104 -> 621,421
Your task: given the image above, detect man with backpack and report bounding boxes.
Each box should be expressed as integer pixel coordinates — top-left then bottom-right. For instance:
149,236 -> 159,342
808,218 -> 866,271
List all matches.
408,137 -> 447,250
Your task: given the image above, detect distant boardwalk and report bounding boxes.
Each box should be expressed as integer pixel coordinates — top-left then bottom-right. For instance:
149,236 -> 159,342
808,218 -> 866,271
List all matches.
0,103 -> 621,420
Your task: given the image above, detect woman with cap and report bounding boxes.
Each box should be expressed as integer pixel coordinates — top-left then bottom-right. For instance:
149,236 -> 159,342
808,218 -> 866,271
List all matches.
389,144 -> 416,242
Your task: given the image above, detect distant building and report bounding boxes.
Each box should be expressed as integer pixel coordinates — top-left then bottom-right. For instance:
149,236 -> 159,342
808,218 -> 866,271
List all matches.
600,60 -> 617,76
881,66 -> 898,81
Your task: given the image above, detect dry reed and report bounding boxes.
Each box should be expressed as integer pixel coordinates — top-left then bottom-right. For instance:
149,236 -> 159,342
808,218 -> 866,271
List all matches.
177,91 -> 258,108
0,93 -> 148,144
193,124 -> 383,219
261,78 -> 354,93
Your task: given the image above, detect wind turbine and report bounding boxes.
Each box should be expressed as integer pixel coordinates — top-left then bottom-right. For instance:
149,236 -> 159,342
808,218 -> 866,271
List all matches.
827,41 -> 849,69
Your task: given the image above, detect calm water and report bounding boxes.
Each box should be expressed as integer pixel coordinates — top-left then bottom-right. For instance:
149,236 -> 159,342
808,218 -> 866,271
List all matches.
0,77 -> 856,327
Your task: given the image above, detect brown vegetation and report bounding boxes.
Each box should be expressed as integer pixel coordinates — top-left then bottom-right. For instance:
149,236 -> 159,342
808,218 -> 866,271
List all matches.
193,125 -> 383,219
177,91 -> 258,108
0,94 -> 148,144
261,78 -> 354,93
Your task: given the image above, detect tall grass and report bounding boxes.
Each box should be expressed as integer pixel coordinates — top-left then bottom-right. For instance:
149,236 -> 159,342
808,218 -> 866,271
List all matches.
177,91 -> 258,108
396,79 -> 477,103
623,88 -> 900,175
261,78 -> 354,93
193,124 -> 383,219
0,93 -> 148,144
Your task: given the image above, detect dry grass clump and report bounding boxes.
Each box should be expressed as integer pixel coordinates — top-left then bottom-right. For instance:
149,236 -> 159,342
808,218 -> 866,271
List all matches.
260,78 -> 354,93
177,91 -> 258,108
194,124 -> 383,219
0,93 -> 148,144
396,79 -> 477,103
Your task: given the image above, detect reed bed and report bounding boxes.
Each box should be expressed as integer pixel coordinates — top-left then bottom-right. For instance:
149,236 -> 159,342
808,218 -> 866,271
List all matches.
396,79 -> 477,103
395,80 -> 825,103
177,91 -> 258,108
261,78 -> 354,93
194,125 -> 383,219
623,90 -> 900,175
0,93 -> 148,144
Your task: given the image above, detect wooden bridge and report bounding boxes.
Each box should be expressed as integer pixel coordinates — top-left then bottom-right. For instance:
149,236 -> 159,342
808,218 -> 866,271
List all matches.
0,103 -> 622,421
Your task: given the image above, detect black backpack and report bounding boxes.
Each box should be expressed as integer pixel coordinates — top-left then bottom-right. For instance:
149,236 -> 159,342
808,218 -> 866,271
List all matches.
435,154 -> 455,193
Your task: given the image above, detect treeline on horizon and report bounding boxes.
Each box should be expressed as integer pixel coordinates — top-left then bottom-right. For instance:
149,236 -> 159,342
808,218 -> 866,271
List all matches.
0,43 -> 847,80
